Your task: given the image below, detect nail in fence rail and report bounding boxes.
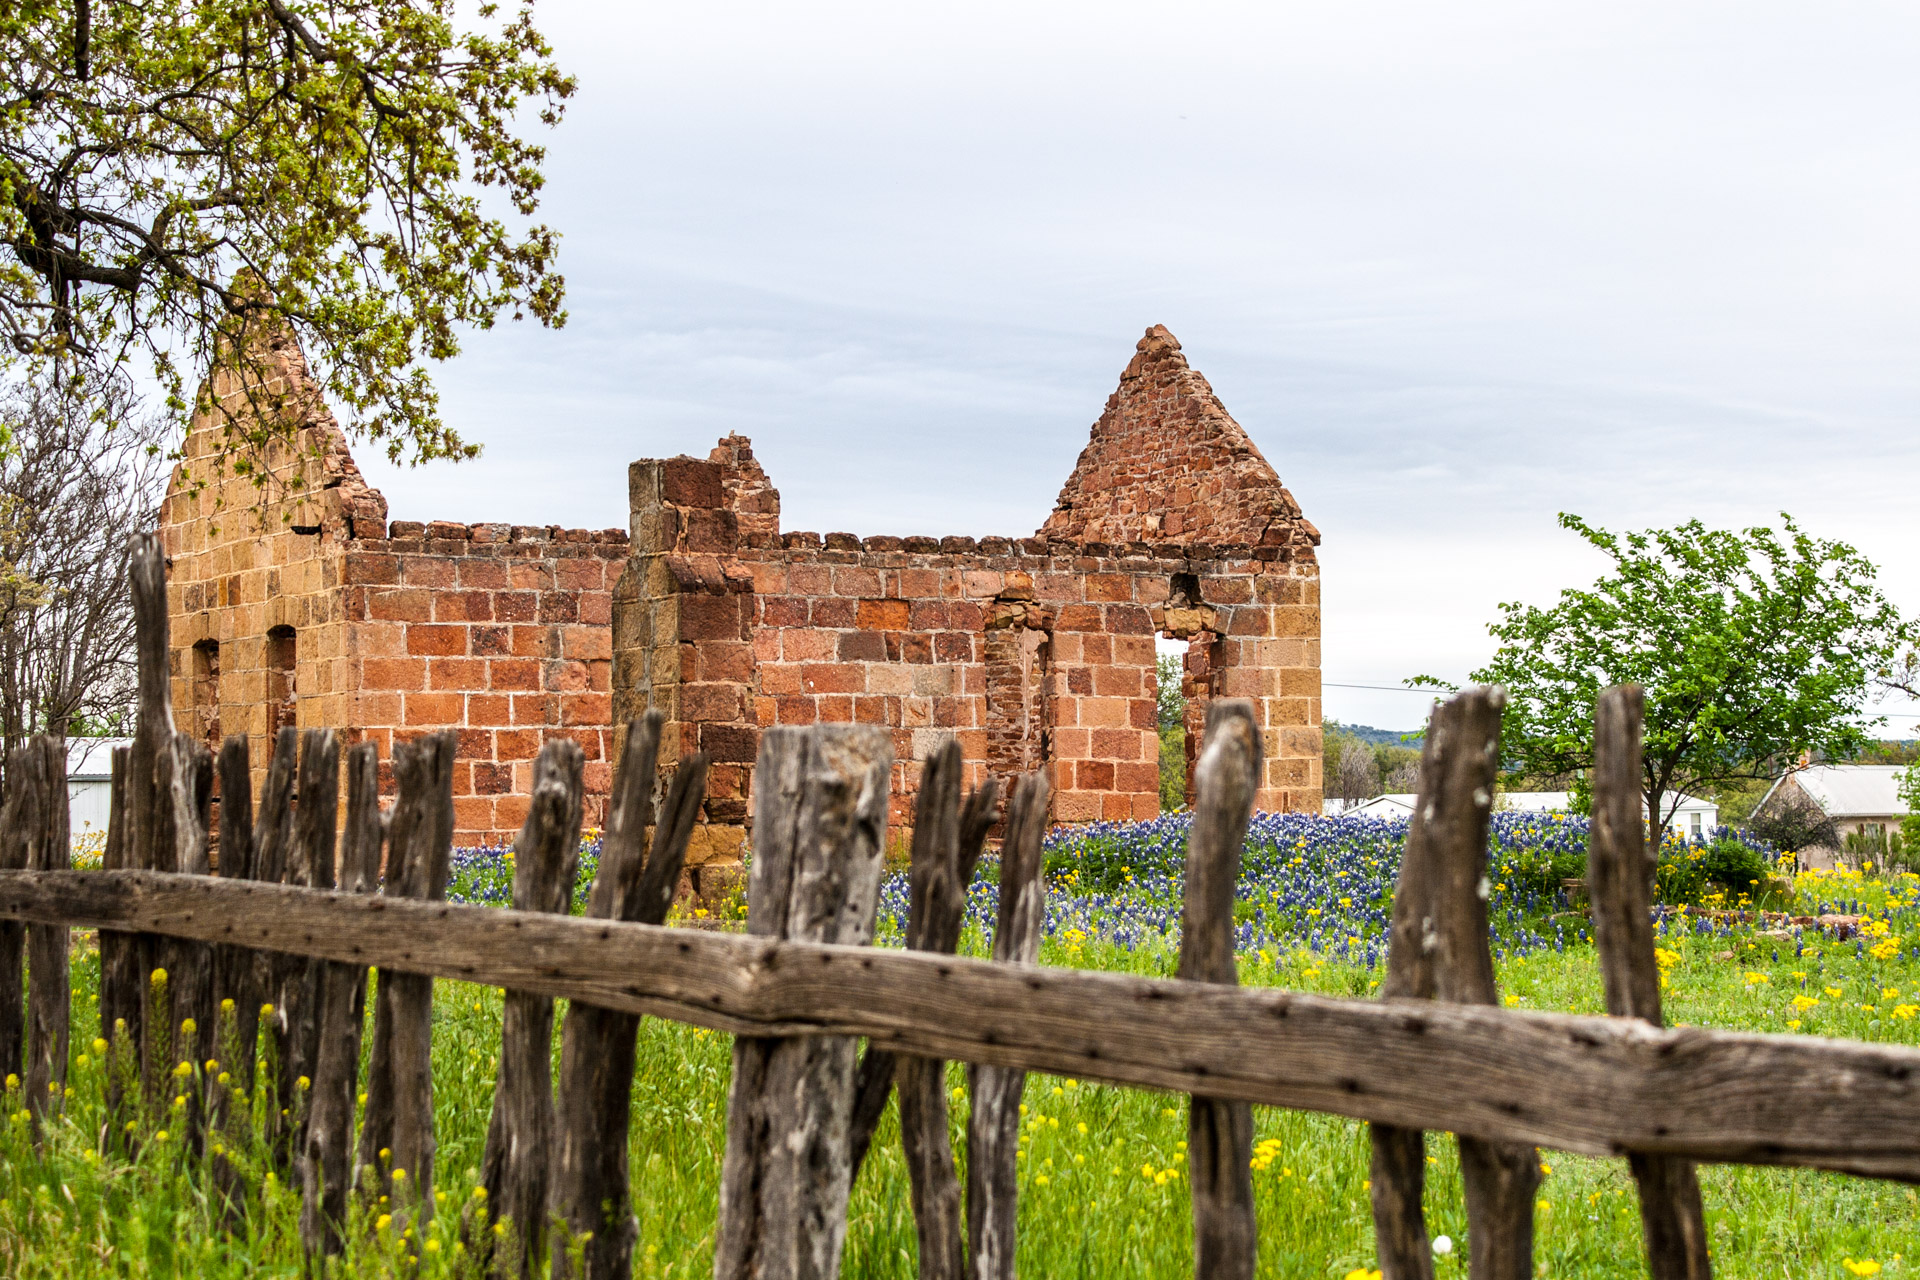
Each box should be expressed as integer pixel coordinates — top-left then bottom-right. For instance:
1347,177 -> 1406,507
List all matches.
1180,703 -> 1260,1280
1590,685 -> 1712,1279
551,709 -> 708,1280
478,739 -> 585,1278
966,770 -> 1049,1280
714,725 -> 893,1280
357,728 -> 456,1227
301,739 -> 384,1260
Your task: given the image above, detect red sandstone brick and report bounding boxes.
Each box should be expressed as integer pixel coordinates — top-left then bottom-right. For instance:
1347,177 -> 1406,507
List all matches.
701,723 -> 758,762
1131,793 -> 1161,821
898,568 -> 943,598
494,592 -> 538,623
835,567 -> 883,598
660,457 -> 723,508
471,626 -> 511,656
561,692 -> 610,726
678,594 -> 743,642
467,693 -> 510,725
345,553 -> 399,586
434,590 -> 493,623
509,563 -> 554,591
405,691 -> 465,726
947,601 -> 985,632
363,658 -> 426,691
908,600 -> 949,630
810,597 -> 856,628
407,625 -> 467,656
545,660 -> 591,693
537,592 -> 579,624
1078,760 -> 1115,790
855,599 -> 908,631
1085,574 -> 1131,602
933,632 -> 972,663
853,696 -> 891,726
700,642 -> 753,684
511,625 -> 555,658
1054,792 -> 1101,822
1093,666 -> 1142,698
401,556 -> 458,588
1200,576 -> 1253,605
801,664 -> 863,695
1101,793 -> 1133,821
681,682 -> 743,721
458,559 -> 511,590
1106,605 -> 1152,633
1066,669 -> 1093,696
562,625 -> 611,661
788,564 -> 832,595
453,796 -> 494,833
358,691 -> 404,725
838,631 -> 886,662
1052,728 -> 1091,759
578,592 -> 612,626
496,728 -> 542,759
808,695 -> 848,723
428,656 -> 487,689
755,696 -> 778,727
369,589 -> 432,623
490,658 -> 541,691
774,694 -> 814,724
1055,604 -> 1103,632
556,559 -> 606,591
1035,574 -> 1081,602
1130,699 -> 1157,730
473,762 -> 514,795
760,597 -> 807,627
496,794 -> 532,831
1092,727 -> 1147,760
507,693 -> 552,725
778,629 -> 832,662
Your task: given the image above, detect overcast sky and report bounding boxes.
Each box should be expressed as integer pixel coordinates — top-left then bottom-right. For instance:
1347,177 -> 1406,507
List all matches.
356,0 -> 1920,734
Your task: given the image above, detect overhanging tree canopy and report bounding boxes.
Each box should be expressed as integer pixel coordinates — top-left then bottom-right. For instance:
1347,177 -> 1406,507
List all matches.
0,0 -> 573,467
1447,513 -> 1909,844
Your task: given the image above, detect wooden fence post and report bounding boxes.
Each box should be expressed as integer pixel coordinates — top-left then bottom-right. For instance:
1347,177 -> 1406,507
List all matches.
211,732 -> 261,1223
479,739 -> 585,1278
0,746 -> 30,1095
162,734 -> 216,1153
714,725 -> 893,1280
551,710 -> 709,1280
124,533 -> 174,1112
1428,688 -> 1539,1279
357,728 -> 456,1227
267,729 -> 337,1171
1591,685 -> 1711,1279
301,739 -> 384,1261
965,770 -> 1049,1280
99,743 -> 137,1149
23,736 -> 70,1133
1180,703 -> 1260,1280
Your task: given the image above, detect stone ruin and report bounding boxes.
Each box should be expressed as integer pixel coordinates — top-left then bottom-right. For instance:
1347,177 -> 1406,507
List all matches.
160,323 -> 1322,875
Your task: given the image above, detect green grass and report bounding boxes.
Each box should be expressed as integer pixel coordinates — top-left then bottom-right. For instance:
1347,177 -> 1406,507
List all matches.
5,870 -> 1920,1277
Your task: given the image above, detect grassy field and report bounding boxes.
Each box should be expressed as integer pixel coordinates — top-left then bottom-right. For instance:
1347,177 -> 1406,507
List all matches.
5,816 -> 1920,1277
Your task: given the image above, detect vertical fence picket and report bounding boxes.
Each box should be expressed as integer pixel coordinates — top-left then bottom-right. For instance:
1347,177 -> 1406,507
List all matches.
1590,686 -> 1712,1279
478,739 -> 585,1277
124,534 -> 177,1115
1369,726 -> 1444,1280
269,729 -> 338,1168
98,743 -> 138,1149
897,744 -> 998,1280
24,736 -> 70,1133
1180,703 -> 1260,1280
211,733 -> 259,1222
357,728 -> 455,1228
0,746 -> 29,1093
551,711 -> 709,1280
163,734 -> 217,1152
714,725 -> 893,1280
248,727 -> 298,1169
1426,688 -> 1540,1279
965,770 -> 1049,1280
301,740 -> 384,1260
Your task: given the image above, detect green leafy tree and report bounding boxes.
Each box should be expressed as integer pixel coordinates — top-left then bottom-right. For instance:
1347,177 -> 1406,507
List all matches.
1156,652 -> 1186,810
1901,760 -> 1920,852
1441,513 -> 1909,844
0,0 -> 573,468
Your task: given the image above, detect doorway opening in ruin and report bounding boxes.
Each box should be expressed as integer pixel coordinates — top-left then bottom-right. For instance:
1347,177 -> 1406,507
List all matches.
1158,572 -> 1222,814
191,640 -> 221,756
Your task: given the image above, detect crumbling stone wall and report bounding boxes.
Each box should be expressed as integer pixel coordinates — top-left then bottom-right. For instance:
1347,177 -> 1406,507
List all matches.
162,332 -> 626,845
163,322 -> 1321,864
615,326 -> 1322,852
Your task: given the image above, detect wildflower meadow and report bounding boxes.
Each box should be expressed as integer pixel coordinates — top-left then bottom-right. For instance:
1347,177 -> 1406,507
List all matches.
4,811 -> 1920,1277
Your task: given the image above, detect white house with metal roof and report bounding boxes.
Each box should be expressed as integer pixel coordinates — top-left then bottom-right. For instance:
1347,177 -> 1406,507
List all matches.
1758,765 -> 1909,868
1323,789 -> 1719,833
67,737 -> 130,862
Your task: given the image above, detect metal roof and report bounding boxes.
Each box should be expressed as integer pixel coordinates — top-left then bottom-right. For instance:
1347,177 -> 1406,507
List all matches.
1777,765 -> 1909,819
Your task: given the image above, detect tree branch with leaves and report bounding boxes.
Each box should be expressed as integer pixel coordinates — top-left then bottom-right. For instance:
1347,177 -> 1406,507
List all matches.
0,0 -> 574,471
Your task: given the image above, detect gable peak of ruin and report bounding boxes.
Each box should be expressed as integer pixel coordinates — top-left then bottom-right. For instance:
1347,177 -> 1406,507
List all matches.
1039,325 -> 1317,556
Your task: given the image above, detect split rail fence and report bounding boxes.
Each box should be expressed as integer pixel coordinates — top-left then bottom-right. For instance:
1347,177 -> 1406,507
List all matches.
0,534 -> 1913,1279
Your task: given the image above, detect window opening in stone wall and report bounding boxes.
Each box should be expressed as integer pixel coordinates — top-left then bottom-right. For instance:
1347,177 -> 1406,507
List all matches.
266,626 -> 297,743
984,617 -> 1051,783
1154,638 -> 1188,811
191,640 -> 221,755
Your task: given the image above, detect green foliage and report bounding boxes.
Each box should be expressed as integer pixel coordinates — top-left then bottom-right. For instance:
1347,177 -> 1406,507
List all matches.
1154,653 -> 1183,733
1155,653 -> 1187,810
1902,760 -> 1920,853
0,0 -> 574,467
1467,513 -> 1909,841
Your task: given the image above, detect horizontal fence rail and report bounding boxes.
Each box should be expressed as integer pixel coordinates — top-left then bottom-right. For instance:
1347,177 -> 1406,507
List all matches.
3,865 -> 1919,1183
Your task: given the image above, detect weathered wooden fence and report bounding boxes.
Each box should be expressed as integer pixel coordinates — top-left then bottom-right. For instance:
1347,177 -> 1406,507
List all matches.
0,534 -> 1913,1279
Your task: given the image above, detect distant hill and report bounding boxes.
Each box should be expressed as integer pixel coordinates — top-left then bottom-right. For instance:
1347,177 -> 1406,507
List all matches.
1329,722 -> 1423,747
